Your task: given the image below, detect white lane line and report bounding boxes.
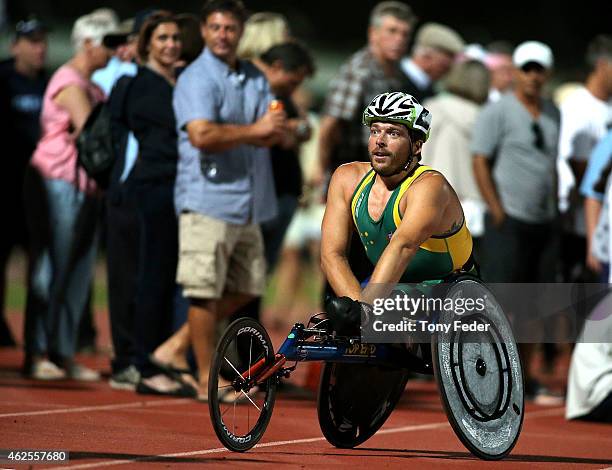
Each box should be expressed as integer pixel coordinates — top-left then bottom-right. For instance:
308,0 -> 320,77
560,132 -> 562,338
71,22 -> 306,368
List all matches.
40,407 -> 569,470
47,410 -> 564,470
45,422 -> 450,470
0,399 -> 191,418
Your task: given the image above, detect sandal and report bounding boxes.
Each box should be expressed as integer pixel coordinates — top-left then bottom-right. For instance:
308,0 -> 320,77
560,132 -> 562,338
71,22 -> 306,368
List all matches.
218,386 -> 257,404
136,378 -> 197,398
148,354 -> 191,375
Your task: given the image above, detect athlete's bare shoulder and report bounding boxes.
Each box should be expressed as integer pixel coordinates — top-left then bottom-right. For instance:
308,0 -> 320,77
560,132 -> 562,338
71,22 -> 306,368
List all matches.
398,168 -> 454,214
410,169 -> 450,193
329,162 -> 372,201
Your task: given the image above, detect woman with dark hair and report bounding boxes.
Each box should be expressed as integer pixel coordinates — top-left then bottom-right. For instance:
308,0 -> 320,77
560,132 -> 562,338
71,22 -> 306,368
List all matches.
120,11 -> 192,395
175,14 -> 204,66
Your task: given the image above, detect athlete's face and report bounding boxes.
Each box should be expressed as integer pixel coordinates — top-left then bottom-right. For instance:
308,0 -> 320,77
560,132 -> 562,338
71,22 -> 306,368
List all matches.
368,122 -> 420,176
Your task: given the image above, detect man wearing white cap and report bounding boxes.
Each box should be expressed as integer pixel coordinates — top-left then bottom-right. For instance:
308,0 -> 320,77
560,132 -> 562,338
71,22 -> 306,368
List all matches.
472,40 -> 563,405
400,22 -> 465,102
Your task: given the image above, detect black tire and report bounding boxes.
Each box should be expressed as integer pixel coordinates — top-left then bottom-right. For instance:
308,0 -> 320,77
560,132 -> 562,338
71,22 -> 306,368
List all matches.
432,279 -> 524,460
317,361 -> 409,448
208,318 -> 277,452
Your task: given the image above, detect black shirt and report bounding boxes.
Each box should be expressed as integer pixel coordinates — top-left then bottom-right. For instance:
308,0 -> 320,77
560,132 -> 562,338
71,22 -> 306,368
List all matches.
0,58 -> 48,167
270,96 -> 302,198
123,66 -> 178,183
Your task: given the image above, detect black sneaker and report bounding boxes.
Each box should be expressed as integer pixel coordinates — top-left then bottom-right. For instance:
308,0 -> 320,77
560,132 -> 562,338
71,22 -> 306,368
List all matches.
525,379 -> 564,406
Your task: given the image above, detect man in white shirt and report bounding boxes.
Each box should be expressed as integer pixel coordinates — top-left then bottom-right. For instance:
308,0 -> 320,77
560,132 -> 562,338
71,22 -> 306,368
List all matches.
557,34 -> 612,281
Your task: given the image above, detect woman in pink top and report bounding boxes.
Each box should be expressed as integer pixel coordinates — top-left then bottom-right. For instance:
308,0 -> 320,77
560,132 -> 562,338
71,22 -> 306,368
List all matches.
24,9 -> 119,381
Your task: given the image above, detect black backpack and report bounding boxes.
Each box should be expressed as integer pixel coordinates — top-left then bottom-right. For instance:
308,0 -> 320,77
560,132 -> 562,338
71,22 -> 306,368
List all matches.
76,75 -> 134,189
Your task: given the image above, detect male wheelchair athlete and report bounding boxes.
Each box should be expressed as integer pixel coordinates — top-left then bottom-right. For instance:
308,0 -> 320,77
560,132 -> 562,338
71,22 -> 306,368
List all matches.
207,274 -> 524,460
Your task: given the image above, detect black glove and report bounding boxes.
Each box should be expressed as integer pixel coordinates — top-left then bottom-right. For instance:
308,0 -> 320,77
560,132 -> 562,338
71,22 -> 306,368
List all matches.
325,296 -> 373,336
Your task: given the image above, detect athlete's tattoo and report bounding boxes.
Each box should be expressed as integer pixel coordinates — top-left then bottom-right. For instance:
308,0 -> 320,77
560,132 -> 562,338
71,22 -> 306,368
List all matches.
439,218 -> 463,237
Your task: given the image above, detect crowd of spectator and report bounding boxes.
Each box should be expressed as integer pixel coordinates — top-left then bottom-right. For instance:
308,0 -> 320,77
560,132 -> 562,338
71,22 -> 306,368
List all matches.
0,0 -> 611,420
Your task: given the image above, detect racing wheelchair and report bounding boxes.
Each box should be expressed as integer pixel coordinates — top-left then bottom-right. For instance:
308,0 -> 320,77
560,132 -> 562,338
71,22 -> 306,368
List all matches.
207,275 -> 524,460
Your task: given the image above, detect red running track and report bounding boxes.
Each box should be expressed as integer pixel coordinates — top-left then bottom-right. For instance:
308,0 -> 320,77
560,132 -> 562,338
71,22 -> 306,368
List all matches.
1,312 -> 611,469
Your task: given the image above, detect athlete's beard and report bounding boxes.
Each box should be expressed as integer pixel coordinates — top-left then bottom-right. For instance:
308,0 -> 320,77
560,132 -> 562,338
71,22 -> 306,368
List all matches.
370,152 -> 412,177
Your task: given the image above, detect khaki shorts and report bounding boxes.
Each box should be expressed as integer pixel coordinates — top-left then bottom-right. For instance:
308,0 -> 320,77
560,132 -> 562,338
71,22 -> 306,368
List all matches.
176,212 -> 266,299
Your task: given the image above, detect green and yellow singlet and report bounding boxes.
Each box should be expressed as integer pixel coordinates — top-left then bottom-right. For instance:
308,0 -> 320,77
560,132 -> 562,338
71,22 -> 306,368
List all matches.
351,165 -> 473,282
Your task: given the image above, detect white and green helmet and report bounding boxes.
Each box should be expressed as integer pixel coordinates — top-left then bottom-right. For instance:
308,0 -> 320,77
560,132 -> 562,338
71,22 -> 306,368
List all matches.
362,91 -> 432,142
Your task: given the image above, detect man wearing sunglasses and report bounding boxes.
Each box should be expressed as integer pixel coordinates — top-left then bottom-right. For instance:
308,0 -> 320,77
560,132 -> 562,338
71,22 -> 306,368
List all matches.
472,41 -> 562,405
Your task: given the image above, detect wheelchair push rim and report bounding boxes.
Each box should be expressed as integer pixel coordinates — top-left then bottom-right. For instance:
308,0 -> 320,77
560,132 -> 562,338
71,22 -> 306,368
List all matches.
432,279 -> 524,460
208,317 -> 278,452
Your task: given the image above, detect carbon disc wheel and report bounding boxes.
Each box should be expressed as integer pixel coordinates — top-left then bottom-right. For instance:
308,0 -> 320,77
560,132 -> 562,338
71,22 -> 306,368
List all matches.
317,362 -> 409,448
432,279 -> 524,460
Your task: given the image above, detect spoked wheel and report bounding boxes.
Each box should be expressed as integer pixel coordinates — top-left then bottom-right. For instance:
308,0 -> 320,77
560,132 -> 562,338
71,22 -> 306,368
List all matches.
432,279 -> 524,460
208,318 -> 278,452
317,361 -> 409,448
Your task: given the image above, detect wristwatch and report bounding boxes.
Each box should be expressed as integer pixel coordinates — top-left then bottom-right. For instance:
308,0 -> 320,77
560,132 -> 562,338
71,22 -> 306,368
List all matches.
296,120 -> 310,139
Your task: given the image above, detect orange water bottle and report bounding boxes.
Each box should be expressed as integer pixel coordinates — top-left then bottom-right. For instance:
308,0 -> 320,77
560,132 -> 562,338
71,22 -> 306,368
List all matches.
269,99 -> 284,112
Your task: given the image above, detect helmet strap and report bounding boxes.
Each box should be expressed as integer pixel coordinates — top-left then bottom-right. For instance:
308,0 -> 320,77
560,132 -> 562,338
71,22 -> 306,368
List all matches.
403,152 -> 413,171
391,141 -> 415,176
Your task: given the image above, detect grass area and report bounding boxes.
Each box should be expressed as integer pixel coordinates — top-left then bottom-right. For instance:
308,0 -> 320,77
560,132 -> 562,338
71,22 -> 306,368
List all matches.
5,251 -> 321,314
5,252 -> 108,313
5,280 -> 26,312
263,262 -> 323,310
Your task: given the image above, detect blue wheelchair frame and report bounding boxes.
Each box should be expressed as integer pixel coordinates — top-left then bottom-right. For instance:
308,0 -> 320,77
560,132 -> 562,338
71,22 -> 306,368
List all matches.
274,278 -> 451,376
276,322 -> 434,375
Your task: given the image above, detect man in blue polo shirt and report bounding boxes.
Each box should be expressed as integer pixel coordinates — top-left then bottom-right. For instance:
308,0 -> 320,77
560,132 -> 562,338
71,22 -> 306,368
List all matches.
173,0 -> 287,399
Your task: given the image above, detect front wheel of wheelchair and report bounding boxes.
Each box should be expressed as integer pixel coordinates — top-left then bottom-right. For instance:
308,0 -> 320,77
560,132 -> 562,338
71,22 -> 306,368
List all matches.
208,318 -> 277,452
317,362 -> 409,448
431,279 -> 524,460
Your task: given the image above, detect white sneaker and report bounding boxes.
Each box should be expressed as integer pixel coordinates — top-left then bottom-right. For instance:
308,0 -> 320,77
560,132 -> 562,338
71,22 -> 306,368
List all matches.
67,363 -> 101,382
30,359 -> 67,380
